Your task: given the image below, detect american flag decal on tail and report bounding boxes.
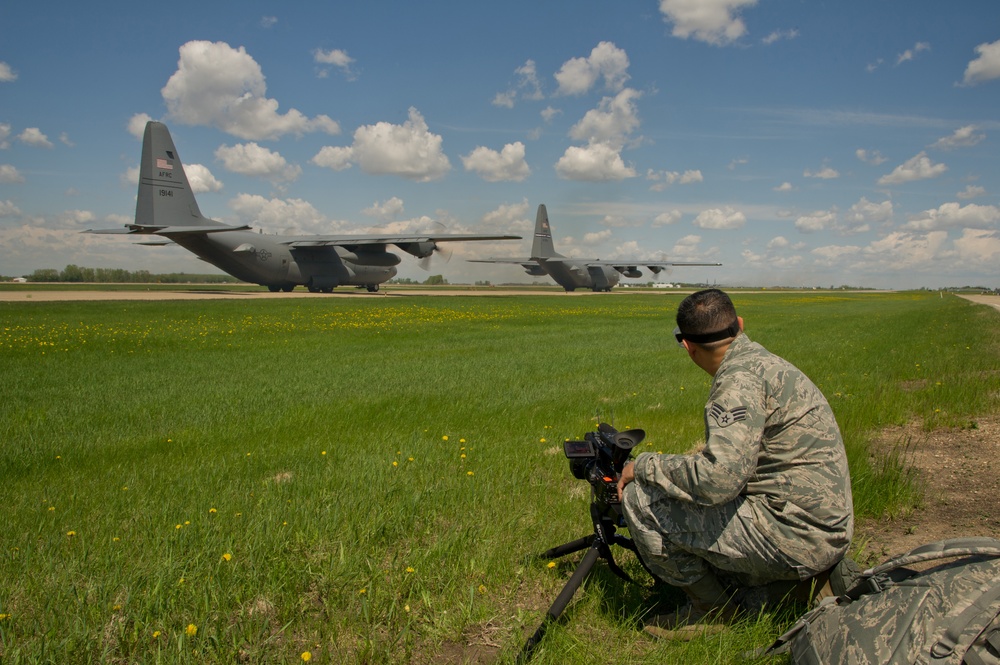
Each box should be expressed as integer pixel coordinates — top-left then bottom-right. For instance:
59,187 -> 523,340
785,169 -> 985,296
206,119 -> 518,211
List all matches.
156,158 -> 173,170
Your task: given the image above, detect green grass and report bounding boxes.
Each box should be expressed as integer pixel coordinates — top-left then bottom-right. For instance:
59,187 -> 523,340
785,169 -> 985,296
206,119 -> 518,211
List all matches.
1,292 -> 998,663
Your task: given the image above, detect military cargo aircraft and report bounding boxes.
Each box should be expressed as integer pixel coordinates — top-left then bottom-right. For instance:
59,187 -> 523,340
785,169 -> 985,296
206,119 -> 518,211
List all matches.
468,204 -> 720,292
86,122 -> 520,292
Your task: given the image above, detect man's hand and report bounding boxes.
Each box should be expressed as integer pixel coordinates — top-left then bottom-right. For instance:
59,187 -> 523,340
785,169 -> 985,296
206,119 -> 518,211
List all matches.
617,461 -> 635,502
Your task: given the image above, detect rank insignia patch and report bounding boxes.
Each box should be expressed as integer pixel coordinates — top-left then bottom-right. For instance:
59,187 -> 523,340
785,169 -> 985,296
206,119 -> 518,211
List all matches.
709,402 -> 748,428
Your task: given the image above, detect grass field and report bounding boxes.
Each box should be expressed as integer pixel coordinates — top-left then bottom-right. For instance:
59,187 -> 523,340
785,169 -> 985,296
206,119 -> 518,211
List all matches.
1,291 -> 998,663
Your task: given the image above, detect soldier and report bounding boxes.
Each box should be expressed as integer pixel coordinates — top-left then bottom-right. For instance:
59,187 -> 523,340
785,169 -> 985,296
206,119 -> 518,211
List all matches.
616,288 -> 854,639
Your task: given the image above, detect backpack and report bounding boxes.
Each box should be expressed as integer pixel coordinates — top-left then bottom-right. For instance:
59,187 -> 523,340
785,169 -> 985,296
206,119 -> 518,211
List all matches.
766,538 -> 1000,664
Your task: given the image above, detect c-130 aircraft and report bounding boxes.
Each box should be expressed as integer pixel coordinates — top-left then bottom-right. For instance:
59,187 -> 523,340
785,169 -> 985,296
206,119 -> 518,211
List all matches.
87,122 -> 520,292
468,204 -> 720,292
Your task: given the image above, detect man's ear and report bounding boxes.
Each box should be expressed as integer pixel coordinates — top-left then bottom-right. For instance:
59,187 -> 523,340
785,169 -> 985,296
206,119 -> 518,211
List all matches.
682,339 -> 697,360
737,316 -> 744,332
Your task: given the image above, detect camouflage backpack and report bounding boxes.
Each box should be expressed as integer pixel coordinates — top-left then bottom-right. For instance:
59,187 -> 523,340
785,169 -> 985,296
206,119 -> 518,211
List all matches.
767,538 -> 1000,664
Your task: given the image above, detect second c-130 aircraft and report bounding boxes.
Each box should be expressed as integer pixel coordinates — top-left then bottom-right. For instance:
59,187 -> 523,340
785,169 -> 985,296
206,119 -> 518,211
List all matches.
86,122 -> 520,292
468,204 -> 721,292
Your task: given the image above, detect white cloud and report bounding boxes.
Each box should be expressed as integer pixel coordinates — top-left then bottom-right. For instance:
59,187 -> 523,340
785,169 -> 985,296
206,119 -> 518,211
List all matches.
362,197 -> 405,220
647,168 -> 703,191
795,209 -> 837,233
462,142 -> 531,182
183,163 -> 224,193
162,40 -> 341,140
215,142 -> 302,182
582,229 -> 612,244
930,125 -> 985,150
0,164 -> 24,183
127,114 -> 155,139
761,29 -> 798,45
896,41 -> 930,66
651,210 -> 683,227
957,185 -> 986,200
767,236 -> 789,249
569,88 -> 642,146
260,16 -> 277,29
555,142 -> 636,181
855,148 -> 887,165
902,202 -> 1000,231
18,128 -> 53,149
961,39 -> 1000,86
554,42 -> 630,96
658,0 -> 758,46
693,206 -> 745,229
0,62 -> 16,82
0,200 -> 21,217
773,182 -> 793,192
803,165 -> 839,179
811,244 -> 862,267
877,151 -> 947,185
228,193 -> 332,235
952,229 -> 1000,267
312,108 -> 451,182
846,197 -> 893,227
541,106 -> 561,123
314,48 -> 357,80
862,231 -> 950,270
0,123 -> 10,149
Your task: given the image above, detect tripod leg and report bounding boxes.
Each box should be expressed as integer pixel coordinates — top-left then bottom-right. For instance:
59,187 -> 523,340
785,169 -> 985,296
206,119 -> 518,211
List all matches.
516,542 -> 602,663
539,535 -> 594,559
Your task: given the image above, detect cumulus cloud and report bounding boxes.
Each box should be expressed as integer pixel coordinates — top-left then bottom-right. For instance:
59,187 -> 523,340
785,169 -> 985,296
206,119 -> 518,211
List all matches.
658,0 -> 758,46
0,200 -> 22,217
18,128 -> 53,149
767,236 -> 789,249
855,148 -> 887,165
877,151 -> 947,185
215,142 -> 302,182
803,165 -> 839,179
930,125 -> 985,150
318,107 -> 450,182
162,40 -> 341,140
694,206 -> 745,230
582,229 -> 613,244
651,210 -> 683,227
862,231 -> 950,270
961,39 -> 1000,86
462,142 -> 531,182
228,193 -> 333,235
896,41 -> 930,66
0,62 -> 16,82
314,48 -> 357,80
183,163 -> 224,193
127,114 -> 155,139
845,197 -> 892,231
555,142 -> 636,181
493,60 -> 545,107
556,87 -> 643,182
773,182 -> 794,192
647,168 -> 703,191
0,123 -> 11,149
957,185 -> 986,200
554,42 -> 630,96
795,209 -> 837,233
902,202 -> 1000,231
0,164 -> 24,183
761,29 -> 798,45
362,197 -> 405,221
952,228 -> 1000,267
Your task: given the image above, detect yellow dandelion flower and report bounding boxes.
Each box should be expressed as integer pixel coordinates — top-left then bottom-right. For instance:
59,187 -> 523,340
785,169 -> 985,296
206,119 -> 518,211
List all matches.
152,630 -> 161,638
66,531 -> 76,537
408,457 -> 414,462
442,435 -> 449,441
0,614 -> 10,621
547,562 -> 556,569
48,506 -> 55,511
467,471 -> 474,476
404,604 -> 411,612
459,438 -> 466,443
460,454 -> 466,459
113,537 -> 120,542
321,450 -> 326,455
184,521 -> 190,525
540,438 -> 547,443
185,623 -> 197,636
392,461 -> 398,467
406,566 -> 415,573
478,585 -> 487,594
301,652 -> 312,662
113,604 -> 122,611
358,588 -> 367,595
222,553 -> 232,562
209,508 -> 217,514
175,524 -> 182,530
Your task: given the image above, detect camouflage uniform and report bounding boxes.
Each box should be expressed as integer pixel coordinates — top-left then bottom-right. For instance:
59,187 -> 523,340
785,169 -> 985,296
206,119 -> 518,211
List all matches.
622,333 -> 854,588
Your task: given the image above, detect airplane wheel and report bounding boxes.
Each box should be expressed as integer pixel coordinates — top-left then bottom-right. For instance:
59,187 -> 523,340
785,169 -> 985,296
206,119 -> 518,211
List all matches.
282,285 -> 295,292
268,285 -> 281,293
367,284 -> 379,292
321,287 -> 333,293
308,286 -> 320,293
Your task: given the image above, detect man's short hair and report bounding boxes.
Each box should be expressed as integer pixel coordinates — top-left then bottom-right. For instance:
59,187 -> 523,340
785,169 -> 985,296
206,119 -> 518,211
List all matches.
676,289 -> 739,346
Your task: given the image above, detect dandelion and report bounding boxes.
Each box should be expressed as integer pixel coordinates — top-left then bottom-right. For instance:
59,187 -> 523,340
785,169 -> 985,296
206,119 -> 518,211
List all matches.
460,454 -> 466,459
408,457 -> 414,462
442,435 -> 449,441
152,630 -> 161,638
321,451 -> 326,456
301,652 -> 312,662
66,531 -> 76,537
185,623 -> 197,636
540,438 -> 547,443
184,521 -> 190,526
404,604 -> 411,612
48,506 -> 55,512
467,471 -> 474,476
406,566 -> 415,573
478,585 -> 487,594
0,614 -> 10,621
459,438 -> 466,443
392,461 -> 398,467
222,553 -> 232,562
176,524 -> 182,530
113,537 -> 120,542
113,604 -> 122,611
209,508 -> 217,514
358,588 -> 367,595
547,562 -> 556,569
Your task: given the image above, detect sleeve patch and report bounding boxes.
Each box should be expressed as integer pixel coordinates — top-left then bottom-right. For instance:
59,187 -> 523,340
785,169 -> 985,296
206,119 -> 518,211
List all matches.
709,402 -> 748,428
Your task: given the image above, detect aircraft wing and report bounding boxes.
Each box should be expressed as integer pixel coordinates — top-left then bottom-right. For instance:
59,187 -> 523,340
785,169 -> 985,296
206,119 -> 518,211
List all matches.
84,223 -> 250,236
280,234 -> 520,248
466,257 -> 535,265
581,260 -> 722,268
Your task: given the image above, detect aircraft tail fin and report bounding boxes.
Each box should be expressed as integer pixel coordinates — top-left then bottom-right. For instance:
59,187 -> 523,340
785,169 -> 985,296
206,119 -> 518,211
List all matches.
135,122 -> 215,228
530,204 -> 560,259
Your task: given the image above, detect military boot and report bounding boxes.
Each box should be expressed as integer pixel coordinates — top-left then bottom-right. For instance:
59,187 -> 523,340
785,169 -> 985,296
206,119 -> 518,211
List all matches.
642,572 -> 741,641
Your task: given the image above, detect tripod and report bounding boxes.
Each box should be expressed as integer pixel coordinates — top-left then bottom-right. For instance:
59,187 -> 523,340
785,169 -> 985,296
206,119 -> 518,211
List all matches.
516,502 -> 645,663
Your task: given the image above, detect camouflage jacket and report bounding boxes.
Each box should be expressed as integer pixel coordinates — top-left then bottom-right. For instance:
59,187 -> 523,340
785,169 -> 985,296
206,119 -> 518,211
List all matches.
632,333 -> 854,572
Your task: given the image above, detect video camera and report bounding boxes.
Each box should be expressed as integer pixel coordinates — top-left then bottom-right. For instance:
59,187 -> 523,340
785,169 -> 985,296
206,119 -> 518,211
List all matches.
563,422 -> 645,520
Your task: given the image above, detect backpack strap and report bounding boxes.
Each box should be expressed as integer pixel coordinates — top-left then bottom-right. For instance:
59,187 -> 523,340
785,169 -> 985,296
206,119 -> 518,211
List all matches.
929,577 -> 1000,661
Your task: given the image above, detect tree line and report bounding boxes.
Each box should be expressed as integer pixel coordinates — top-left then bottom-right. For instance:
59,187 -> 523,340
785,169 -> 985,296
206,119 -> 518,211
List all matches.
16,265 -> 241,284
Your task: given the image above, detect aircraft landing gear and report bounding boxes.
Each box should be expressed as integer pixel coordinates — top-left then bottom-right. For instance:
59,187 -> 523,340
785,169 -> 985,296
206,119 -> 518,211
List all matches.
268,285 -> 281,293
366,284 -> 380,293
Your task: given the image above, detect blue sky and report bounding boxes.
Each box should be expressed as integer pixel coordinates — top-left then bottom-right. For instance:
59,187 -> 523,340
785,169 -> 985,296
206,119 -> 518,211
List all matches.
1,1 -> 998,288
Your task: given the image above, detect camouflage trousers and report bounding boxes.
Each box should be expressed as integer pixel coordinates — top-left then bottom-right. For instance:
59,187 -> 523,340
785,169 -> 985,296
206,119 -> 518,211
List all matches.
622,481 -> 809,588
